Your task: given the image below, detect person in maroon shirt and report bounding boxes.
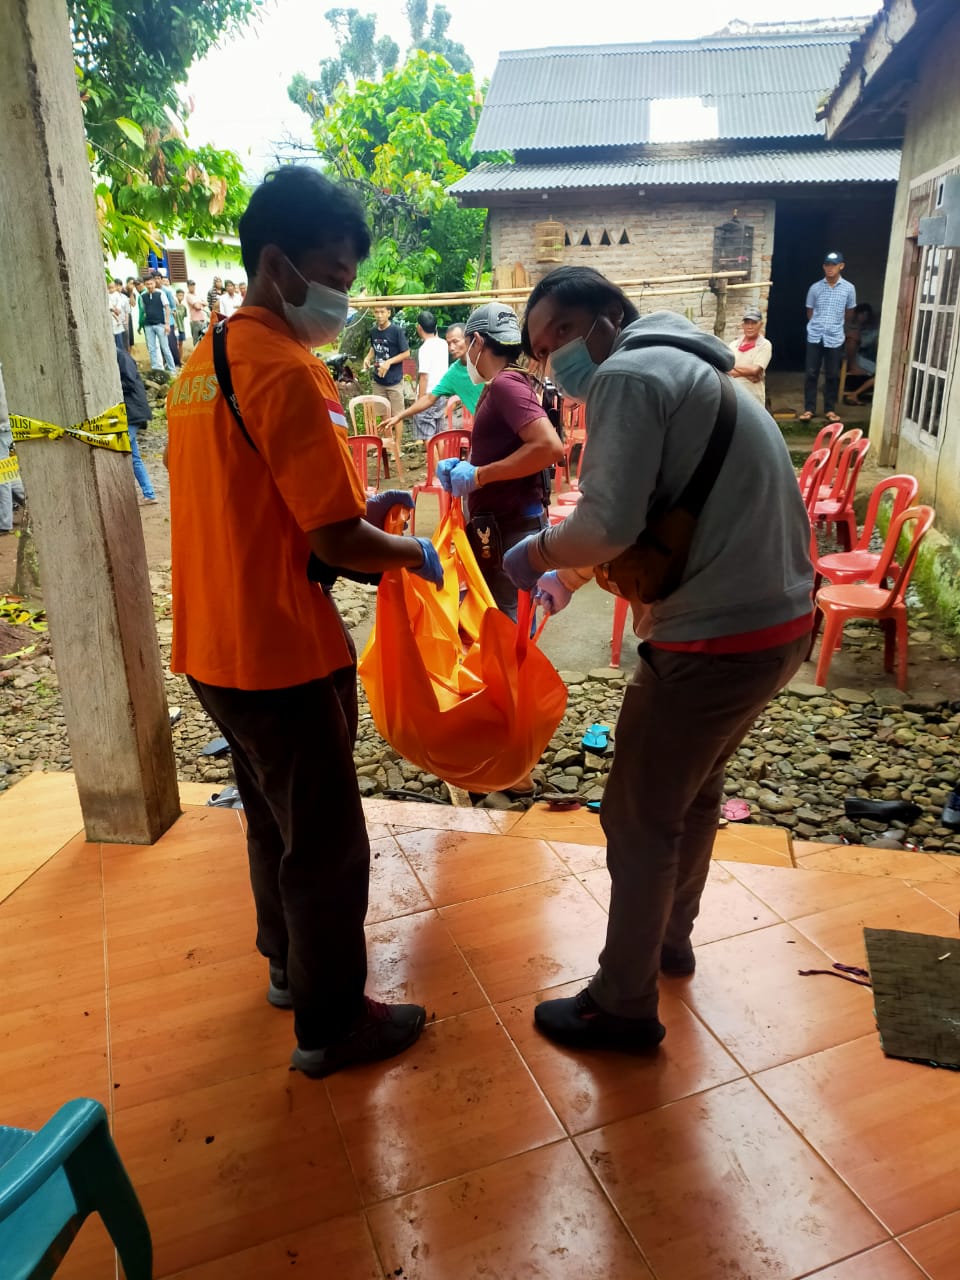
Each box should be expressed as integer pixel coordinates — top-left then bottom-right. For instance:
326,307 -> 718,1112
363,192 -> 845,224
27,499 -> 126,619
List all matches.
437,302 -> 564,620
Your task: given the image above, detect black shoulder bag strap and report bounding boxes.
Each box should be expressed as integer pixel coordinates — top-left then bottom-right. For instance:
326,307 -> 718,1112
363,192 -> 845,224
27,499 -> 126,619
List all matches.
211,318 -> 381,588
212,320 -> 258,453
673,368 -> 738,518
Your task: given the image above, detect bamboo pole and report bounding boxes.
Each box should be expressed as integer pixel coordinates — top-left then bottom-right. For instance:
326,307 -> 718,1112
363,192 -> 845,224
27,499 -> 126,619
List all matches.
351,279 -> 772,309
351,269 -> 749,308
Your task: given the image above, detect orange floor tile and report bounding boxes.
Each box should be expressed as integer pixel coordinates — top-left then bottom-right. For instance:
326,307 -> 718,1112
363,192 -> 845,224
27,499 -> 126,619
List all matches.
2,773 -> 959,1279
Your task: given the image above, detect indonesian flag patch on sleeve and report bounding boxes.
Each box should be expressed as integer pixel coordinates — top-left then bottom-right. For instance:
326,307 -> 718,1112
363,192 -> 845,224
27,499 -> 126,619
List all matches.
325,397 -> 349,429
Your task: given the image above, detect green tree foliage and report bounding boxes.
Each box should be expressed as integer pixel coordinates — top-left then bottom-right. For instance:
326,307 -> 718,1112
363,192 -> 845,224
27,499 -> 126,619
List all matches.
70,0 -> 260,258
288,8 -> 402,119
308,52 -> 488,296
417,5 -> 471,75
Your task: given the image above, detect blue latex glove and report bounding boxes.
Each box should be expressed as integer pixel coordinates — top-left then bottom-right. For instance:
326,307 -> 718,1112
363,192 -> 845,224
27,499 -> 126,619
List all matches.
502,534 -> 542,591
448,461 -> 479,498
436,458 -> 459,493
410,536 -> 444,589
365,489 -> 414,529
533,571 -> 573,616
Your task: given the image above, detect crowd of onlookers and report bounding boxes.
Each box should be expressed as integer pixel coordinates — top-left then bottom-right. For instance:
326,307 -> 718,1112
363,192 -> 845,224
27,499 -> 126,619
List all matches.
103,272 -> 245,506
107,272 -> 247,373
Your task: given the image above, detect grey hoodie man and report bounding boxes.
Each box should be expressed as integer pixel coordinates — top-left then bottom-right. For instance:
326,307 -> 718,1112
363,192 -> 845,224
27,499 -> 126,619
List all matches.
509,307 -> 814,1051
536,311 -> 813,640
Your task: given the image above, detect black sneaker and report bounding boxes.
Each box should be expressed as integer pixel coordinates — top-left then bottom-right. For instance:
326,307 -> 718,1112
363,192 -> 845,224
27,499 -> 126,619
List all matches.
534,989 -> 665,1050
660,941 -> 696,976
267,963 -> 293,1009
291,998 -> 426,1078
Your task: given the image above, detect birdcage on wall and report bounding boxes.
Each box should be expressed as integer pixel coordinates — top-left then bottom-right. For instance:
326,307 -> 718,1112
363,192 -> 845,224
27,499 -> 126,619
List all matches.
534,220 -> 565,263
713,214 -> 754,276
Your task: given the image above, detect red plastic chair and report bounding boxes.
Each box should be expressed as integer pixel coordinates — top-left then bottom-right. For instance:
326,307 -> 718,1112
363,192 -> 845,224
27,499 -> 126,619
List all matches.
798,447 -> 831,515
810,421 -> 844,456
410,429 -> 472,533
557,404 -> 586,492
812,437 -> 870,550
806,474 -> 919,659
348,394 -> 401,482
610,595 -> 631,668
815,474 -> 919,591
444,399 -> 474,433
347,435 -> 383,496
816,427 -> 862,501
812,505 -> 935,690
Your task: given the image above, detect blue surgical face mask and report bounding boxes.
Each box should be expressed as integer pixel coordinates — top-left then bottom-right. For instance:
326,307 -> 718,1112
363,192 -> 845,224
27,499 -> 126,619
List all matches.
274,256 -> 350,346
548,317 -> 601,402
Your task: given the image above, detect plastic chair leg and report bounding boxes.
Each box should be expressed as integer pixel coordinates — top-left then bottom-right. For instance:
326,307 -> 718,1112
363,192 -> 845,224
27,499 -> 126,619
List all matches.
814,609 -> 843,686
881,617 -> 896,674
806,606 -> 823,661
843,511 -> 857,551
610,596 -> 629,668
393,427 -> 405,483
896,613 -> 909,691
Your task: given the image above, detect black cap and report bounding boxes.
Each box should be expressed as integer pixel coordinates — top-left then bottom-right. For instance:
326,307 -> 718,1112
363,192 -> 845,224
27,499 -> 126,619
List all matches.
823,251 -> 844,264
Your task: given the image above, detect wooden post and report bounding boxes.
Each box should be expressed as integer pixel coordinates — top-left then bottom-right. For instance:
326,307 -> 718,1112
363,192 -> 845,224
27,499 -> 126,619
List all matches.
713,277 -> 729,339
474,213 -> 490,292
0,0 -> 180,842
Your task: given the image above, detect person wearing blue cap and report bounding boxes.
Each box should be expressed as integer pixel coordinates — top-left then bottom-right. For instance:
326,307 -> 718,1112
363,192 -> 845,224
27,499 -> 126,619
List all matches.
802,251 -> 856,421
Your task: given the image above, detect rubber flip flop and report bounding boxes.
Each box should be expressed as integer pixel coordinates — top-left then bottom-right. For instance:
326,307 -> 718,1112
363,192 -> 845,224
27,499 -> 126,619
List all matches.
721,798 -> 751,822
540,794 -> 582,810
200,736 -> 230,757
207,786 -> 243,809
581,723 -> 611,752
586,799 -> 602,813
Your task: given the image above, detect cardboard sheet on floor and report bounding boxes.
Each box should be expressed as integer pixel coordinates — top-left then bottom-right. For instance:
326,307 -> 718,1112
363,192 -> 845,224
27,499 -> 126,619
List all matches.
864,926 -> 960,1069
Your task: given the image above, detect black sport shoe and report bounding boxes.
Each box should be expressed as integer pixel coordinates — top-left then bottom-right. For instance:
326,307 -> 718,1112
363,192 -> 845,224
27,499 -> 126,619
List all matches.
534,989 -> 665,1050
291,998 -> 426,1078
267,962 -> 293,1009
660,941 -> 696,976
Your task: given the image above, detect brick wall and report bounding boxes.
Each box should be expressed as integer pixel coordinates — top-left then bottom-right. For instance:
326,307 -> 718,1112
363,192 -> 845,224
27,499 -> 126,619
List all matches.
490,197 -> 774,340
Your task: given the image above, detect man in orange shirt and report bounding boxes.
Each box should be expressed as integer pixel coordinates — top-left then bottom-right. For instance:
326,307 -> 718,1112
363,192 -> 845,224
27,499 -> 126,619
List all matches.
166,167 -> 443,1078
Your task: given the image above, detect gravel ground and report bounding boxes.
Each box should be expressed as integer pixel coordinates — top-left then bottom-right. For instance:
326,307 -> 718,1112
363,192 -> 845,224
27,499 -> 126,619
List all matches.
3,574 -> 960,850
3,397 -> 959,849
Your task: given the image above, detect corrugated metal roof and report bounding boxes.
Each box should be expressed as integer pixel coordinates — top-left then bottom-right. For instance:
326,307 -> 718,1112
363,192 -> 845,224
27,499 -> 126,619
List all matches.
474,34 -> 862,151
449,147 -> 902,195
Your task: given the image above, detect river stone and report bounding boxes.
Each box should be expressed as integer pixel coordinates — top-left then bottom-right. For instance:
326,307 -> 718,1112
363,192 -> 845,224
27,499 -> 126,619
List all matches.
786,682 -> 825,699
548,774 -> 580,793
587,667 -> 626,684
757,790 -> 796,814
874,688 -> 908,707
833,688 -> 874,705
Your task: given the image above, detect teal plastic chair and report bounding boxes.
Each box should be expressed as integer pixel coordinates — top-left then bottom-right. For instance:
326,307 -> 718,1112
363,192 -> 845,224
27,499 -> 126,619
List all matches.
0,1098 -> 152,1279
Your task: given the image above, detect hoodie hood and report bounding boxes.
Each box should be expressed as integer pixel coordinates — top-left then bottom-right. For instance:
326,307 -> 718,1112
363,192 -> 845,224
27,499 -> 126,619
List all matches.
610,310 -> 735,373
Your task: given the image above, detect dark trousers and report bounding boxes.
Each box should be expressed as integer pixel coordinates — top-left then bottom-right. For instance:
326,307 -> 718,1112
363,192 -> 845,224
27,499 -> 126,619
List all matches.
168,325 -> 182,367
590,635 -> 808,1019
804,341 -> 844,414
187,663 -> 370,1049
469,512 -> 547,622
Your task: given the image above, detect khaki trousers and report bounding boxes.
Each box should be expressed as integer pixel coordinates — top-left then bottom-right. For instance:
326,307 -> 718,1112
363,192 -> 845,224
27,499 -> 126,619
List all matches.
589,634 -> 808,1019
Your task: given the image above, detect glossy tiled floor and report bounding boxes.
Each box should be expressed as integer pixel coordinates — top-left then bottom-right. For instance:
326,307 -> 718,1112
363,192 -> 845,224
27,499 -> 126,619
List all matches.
2,775 -> 960,1279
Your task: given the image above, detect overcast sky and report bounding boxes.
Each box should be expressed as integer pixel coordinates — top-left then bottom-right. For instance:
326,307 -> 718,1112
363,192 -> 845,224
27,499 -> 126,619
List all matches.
185,0 -> 881,176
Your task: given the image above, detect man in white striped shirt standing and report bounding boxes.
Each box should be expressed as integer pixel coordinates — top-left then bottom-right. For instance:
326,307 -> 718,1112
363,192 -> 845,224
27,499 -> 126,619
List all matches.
801,251 -> 856,422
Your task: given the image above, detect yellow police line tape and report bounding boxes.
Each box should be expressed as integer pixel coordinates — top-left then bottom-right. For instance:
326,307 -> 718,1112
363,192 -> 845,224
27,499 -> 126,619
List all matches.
2,402 -> 131,484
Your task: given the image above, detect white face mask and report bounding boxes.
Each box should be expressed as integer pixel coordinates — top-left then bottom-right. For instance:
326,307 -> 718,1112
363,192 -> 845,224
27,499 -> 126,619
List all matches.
274,256 -> 350,346
465,336 -> 493,386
